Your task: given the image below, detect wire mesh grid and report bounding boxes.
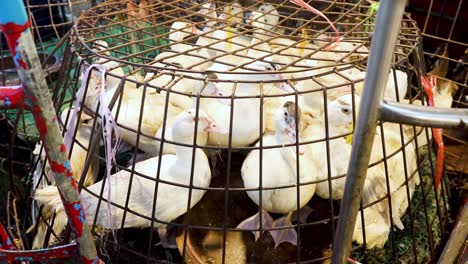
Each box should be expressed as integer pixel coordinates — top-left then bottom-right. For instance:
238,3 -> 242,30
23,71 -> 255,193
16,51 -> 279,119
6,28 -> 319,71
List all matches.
0,0 -> 462,263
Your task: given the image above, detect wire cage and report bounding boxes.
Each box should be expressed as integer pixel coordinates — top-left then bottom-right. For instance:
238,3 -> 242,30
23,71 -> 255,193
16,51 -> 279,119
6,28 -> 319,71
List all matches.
1,0 -> 464,263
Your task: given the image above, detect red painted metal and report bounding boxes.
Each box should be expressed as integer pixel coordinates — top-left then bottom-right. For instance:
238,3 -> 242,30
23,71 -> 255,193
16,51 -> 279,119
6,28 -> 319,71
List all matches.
0,222 -> 16,251
0,242 -> 79,262
421,75 -> 445,189
0,85 -> 29,109
0,21 -> 31,70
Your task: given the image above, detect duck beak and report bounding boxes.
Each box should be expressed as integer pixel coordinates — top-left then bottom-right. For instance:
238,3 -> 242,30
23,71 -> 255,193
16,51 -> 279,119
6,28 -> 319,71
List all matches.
274,80 -> 295,93
192,25 -> 203,35
246,11 -> 259,24
285,125 -> 304,155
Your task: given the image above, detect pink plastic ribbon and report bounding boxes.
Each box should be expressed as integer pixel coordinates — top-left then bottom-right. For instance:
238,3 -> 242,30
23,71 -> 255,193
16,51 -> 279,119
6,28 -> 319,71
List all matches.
65,63 -> 121,239
290,0 -> 343,50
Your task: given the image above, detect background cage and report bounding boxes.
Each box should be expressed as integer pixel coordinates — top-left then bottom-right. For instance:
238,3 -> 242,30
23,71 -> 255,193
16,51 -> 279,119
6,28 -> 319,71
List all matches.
0,0 -> 466,263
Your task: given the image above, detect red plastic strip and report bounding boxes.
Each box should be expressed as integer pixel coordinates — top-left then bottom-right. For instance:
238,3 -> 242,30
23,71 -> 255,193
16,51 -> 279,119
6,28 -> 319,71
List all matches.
421,75 -> 444,189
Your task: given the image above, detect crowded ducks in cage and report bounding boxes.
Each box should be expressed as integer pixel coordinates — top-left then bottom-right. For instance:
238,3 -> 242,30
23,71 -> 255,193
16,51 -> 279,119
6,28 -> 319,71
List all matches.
27,0 -> 460,263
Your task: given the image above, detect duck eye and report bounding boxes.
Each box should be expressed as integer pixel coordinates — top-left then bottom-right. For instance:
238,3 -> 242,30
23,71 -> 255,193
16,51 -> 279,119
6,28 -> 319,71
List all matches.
341,108 -> 350,114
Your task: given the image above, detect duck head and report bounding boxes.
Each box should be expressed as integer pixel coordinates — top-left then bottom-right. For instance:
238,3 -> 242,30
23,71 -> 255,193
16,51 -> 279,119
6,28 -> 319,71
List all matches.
197,2 -> 217,20
218,2 -> 243,26
276,101 -> 304,155
326,93 -> 360,137
247,4 -> 280,31
172,109 -> 223,143
169,21 -> 196,42
242,60 -> 295,93
193,72 -> 232,105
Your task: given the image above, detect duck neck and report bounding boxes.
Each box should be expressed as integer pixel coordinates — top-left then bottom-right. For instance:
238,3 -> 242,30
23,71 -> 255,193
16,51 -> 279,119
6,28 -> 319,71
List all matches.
275,130 -> 298,168
173,136 -> 199,164
328,125 -> 349,139
237,82 -> 261,96
234,84 -> 262,115
205,19 -> 217,29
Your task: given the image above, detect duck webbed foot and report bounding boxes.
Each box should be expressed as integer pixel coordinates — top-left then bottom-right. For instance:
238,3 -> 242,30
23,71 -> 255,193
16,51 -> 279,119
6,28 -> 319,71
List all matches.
237,210 -> 274,241
270,214 -> 298,248
237,210 -> 299,248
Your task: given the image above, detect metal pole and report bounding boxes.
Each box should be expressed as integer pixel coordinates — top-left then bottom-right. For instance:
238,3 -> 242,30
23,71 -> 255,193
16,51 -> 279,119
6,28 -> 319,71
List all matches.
331,0 -> 407,263
0,1 -> 100,263
380,101 -> 468,129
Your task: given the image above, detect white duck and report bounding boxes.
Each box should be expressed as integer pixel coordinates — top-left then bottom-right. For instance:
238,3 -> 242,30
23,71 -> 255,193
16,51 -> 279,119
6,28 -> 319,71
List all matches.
143,20 -> 211,107
206,2 -> 252,69
34,109 -> 221,246
303,93 -> 420,248
313,33 -> 370,62
295,66 -> 363,118
298,68 -> 407,119
303,94 -> 389,248
142,63 -> 204,110
202,60 -> 294,147
84,65 -> 184,154
238,101 -> 315,248
150,21 -> 215,71
150,72 -> 231,155
247,3 -> 283,34
167,21 -> 198,53
194,2 -> 219,49
353,69 -> 408,102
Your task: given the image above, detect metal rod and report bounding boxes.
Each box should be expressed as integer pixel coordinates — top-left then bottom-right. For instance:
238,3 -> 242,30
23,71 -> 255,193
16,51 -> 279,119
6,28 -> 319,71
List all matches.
0,1 -> 100,263
331,0 -> 407,263
380,101 -> 468,129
